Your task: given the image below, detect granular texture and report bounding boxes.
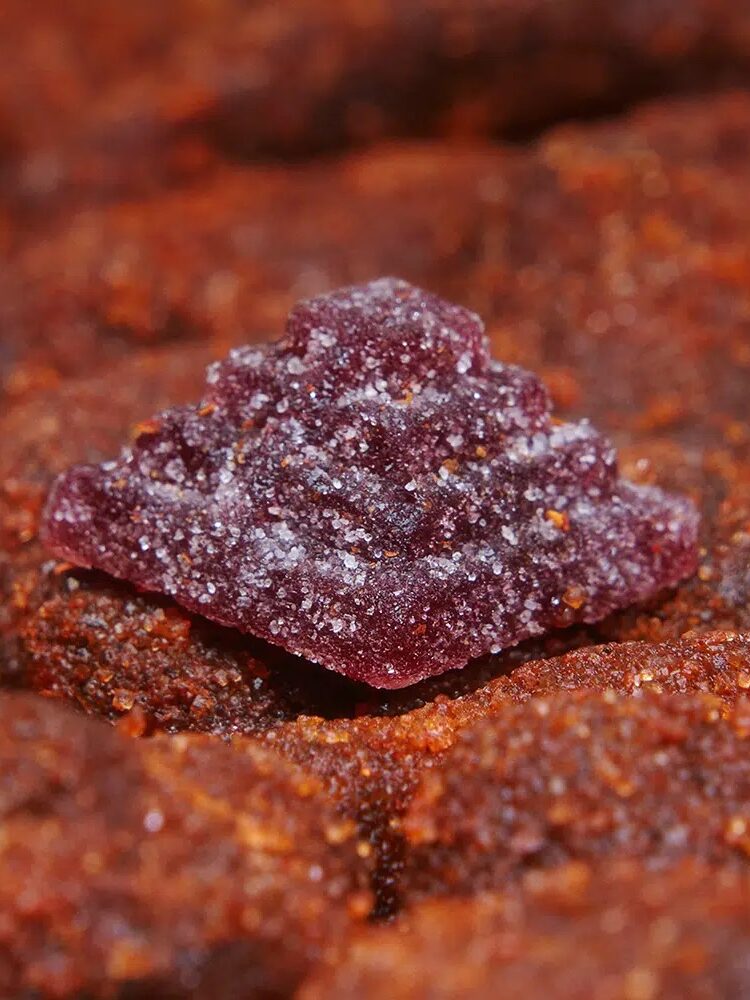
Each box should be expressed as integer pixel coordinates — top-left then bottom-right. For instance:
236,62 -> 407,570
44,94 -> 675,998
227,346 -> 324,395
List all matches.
261,632 -> 750,913
7,89 -> 750,471
266,632 -> 750,816
5,0 -> 750,207
15,601 -> 748,912
0,349 -> 369,725
1,148 -> 506,398
0,692 -> 370,999
300,861 -> 750,1000
19,582 -> 367,732
40,279 -> 698,687
458,629 -> 750,715
403,691 -> 750,897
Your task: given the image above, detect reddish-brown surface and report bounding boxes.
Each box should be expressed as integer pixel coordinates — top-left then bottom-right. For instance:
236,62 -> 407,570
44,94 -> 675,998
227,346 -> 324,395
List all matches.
403,691 -> 750,898
1,148 -> 510,393
7,88 -> 750,460
0,692 -> 370,999
261,633 -> 750,914
4,0 -> 750,208
301,861 -> 750,1000
263,632 -> 750,836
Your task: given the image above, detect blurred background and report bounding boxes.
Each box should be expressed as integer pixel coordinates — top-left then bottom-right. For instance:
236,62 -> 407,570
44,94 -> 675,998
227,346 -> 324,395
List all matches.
3,1 -> 750,177
1,0 -> 749,502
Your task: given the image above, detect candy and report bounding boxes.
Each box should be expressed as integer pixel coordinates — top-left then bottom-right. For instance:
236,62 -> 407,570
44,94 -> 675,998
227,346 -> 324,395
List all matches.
42,279 -> 698,687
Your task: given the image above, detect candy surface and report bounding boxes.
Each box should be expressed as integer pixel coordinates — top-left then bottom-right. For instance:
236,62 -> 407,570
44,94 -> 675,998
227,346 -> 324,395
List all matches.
41,279 -> 698,687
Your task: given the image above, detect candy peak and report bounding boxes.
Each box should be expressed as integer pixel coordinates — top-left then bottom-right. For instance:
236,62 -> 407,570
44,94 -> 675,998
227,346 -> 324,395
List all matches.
42,279 -> 699,687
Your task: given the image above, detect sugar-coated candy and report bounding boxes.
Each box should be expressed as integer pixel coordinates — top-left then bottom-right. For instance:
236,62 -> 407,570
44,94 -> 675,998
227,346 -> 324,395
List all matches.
42,279 -> 698,687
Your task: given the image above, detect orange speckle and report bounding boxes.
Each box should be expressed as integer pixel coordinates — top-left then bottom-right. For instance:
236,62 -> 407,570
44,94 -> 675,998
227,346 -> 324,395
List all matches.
116,704 -> 148,737
347,890 -> 375,920
545,509 -> 570,531
112,689 -> 136,712
562,586 -> 587,610
131,418 -> 162,439
725,421 -> 748,446
325,819 -> 357,845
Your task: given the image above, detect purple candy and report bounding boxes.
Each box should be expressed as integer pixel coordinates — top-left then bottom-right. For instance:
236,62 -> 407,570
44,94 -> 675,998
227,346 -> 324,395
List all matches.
42,279 -> 699,688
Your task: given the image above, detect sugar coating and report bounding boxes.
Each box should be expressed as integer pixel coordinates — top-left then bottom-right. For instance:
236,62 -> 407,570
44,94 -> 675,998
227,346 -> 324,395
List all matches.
41,278 -> 699,687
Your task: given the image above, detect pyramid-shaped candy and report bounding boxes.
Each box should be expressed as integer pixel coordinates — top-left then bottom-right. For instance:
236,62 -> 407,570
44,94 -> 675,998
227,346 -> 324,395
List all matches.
42,279 -> 699,687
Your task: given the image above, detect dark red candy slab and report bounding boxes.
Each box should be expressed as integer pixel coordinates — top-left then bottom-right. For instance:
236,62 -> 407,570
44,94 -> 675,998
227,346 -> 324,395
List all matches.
41,279 -> 699,688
